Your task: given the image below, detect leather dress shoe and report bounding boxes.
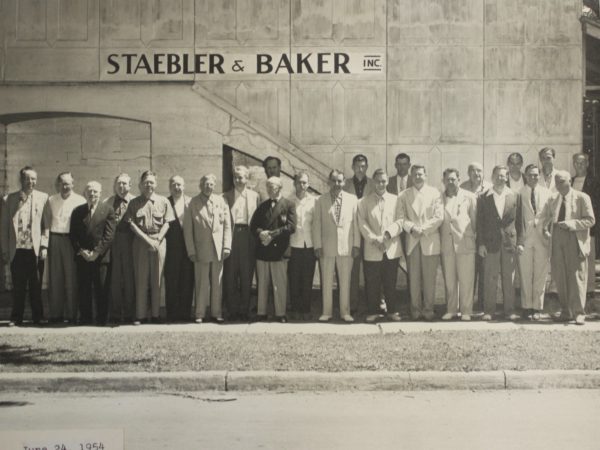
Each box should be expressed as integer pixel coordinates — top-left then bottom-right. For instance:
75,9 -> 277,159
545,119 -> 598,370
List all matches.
507,314 -> 520,321
387,312 -> 401,322
441,313 -> 455,321
461,314 -> 471,321
365,314 -> 379,323
277,316 -> 288,323
194,318 -> 203,324
214,317 -> 225,324
318,315 -> 332,322
575,314 -> 586,325
255,314 -> 268,322
342,315 -> 354,323
481,314 -> 492,321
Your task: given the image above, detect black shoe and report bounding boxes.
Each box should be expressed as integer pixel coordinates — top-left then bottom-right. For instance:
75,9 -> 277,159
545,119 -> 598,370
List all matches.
254,314 -> 268,322
214,317 -> 225,324
277,316 -> 288,323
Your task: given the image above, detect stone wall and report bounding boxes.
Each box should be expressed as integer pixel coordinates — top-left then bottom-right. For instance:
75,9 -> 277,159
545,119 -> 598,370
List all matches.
0,0 -> 584,191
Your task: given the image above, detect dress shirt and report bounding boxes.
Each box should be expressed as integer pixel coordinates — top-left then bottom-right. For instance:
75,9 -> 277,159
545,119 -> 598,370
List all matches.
541,169 -> 557,191
508,173 -> 524,193
572,176 -> 586,192
172,195 -> 185,226
444,193 -> 458,214
48,192 -> 86,233
231,188 -> 249,224
396,174 -> 409,193
492,188 -> 507,217
16,192 -> 33,249
353,176 -> 368,199
289,193 -> 316,248
112,195 -> 130,224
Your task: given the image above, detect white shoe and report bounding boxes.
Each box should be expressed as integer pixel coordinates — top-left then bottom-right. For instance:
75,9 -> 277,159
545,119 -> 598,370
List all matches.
482,314 -> 492,321
575,314 -> 586,325
461,314 -> 471,321
441,313 -> 455,321
365,314 -> 379,323
342,315 -> 354,323
318,315 -> 331,322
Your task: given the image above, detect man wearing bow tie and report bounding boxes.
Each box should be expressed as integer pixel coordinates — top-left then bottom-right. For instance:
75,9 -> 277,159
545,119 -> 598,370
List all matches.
184,174 -> 232,324
70,181 -> 116,325
440,168 -> 477,321
516,165 -> 552,321
386,165 -> 443,321
250,176 -> 296,323
545,170 -> 595,325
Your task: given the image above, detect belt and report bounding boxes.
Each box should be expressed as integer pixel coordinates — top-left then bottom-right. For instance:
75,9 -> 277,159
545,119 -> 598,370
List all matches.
50,232 -> 69,236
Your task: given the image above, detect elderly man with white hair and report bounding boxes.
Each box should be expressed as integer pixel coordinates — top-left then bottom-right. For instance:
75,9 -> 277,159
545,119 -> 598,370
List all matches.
544,170 -> 595,325
184,173 -> 232,324
250,176 -> 296,323
69,181 -> 116,325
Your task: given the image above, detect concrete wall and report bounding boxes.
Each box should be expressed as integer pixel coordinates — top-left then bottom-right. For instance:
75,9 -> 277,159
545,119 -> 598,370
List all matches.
0,0 -> 584,193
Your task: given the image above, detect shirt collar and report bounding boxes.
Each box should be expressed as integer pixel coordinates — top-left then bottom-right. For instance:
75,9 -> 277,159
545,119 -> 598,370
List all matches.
19,190 -> 31,201
353,176 -> 367,186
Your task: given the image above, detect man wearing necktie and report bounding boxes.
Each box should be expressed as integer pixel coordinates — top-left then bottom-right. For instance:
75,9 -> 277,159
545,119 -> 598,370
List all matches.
515,165 -> 552,320
184,174 -> 232,323
386,165 -> 443,321
358,169 -> 404,323
544,170 -> 595,325
70,181 -> 116,325
249,176 -> 296,323
439,169 -> 477,321
105,173 -> 135,324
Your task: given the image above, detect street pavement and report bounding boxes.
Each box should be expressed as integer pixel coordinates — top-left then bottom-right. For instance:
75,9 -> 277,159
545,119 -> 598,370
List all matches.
1,390 -> 599,450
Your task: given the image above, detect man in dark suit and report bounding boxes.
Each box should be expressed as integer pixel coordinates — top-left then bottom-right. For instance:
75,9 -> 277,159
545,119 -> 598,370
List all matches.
387,152 -> 413,195
250,176 -> 296,323
70,181 -> 116,325
165,175 -> 194,322
1,166 -> 49,326
477,165 -> 519,321
571,153 -> 600,303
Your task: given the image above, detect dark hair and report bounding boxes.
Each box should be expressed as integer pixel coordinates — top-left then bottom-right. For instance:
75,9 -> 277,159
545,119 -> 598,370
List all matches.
410,164 -> 426,174
524,164 -> 538,174
395,153 -> 411,163
140,170 -> 157,182
262,156 -> 282,169
443,168 -> 460,178
507,152 -> 523,164
19,166 -> 36,180
352,154 -> 368,166
538,147 -> 556,158
328,169 -> 345,180
56,171 -> 72,183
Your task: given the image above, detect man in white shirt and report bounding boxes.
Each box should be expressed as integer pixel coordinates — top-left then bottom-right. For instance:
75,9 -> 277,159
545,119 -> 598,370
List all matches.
288,171 -> 317,320
223,166 -> 260,321
539,147 -> 558,192
44,172 -> 86,323
516,164 -> 552,321
165,175 -> 194,322
506,152 -> 525,193
477,166 -> 519,321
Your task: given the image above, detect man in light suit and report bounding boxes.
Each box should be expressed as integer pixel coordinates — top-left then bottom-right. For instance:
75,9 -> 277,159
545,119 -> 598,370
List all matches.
440,168 -> 477,321
477,165 -> 519,321
516,165 -> 552,320
223,165 -> 260,321
165,175 -> 194,322
184,174 -> 232,324
539,147 -> 558,193
387,153 -> 412,195
1,166 -> 49,326
69,181 -> 116,325
105,173 -> 135,324
250,176 -> 296,323
386,165 -> 443,320
545,171 -> 595,325
343,154 -> 375,317
357,169 -> 404,323
313,170 -> 360,322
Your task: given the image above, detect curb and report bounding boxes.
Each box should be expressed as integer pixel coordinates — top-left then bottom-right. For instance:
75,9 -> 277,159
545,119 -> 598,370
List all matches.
1,370 -> 600,392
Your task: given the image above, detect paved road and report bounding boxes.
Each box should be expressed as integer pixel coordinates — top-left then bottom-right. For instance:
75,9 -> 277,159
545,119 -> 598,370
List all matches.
1,390 -> 599,450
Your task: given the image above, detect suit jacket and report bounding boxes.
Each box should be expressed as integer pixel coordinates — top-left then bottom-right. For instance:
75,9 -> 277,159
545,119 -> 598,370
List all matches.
343,176 -> 375,199
184,193 -> 232,263
166,195 -> 191,254
357,191 -> 403,261
69,202 -> 116,264
1,189 -> 49,263
250,197 -> 296,261
476,188 -> 518,253
386,174 -> 413,195
313,191 -> 360,257
515,185 -> 552,247
223,188 -> 260,230
387,185 -> 443,256
571,175 -> 600,237
440,189 -> 477,255
543,189 -> 595,257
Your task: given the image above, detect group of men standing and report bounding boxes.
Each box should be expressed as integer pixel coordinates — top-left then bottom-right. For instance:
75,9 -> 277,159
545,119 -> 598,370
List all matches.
1,146 -> 598,326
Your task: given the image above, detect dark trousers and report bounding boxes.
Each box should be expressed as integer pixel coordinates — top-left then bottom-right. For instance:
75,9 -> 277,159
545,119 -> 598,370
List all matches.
164,233 -> 195,321
288,246 -> 316,314
223,226 -> 255,318
109,231 -> 135,322
77,257 -> 109,324
10,249 -> 44,324
350,238 -> 367,314
364,256 -> 400,315
474,254 -> 485,311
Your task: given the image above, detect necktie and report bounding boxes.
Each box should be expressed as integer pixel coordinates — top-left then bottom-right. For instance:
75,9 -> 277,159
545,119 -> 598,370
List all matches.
530,187 -> 536,214
270,200 -> 276,209
399,177 -> 405,193
334,195 -> 342,224
557,195 -> 566,222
